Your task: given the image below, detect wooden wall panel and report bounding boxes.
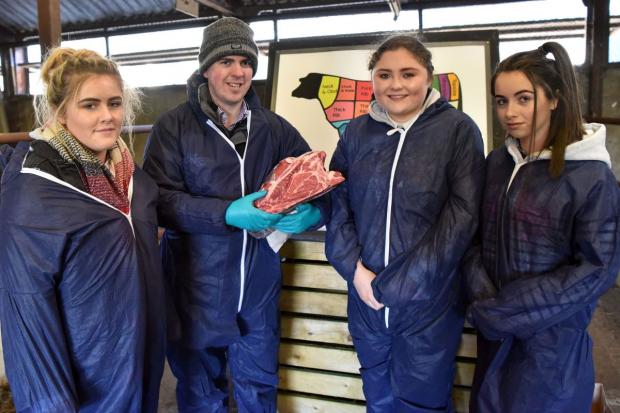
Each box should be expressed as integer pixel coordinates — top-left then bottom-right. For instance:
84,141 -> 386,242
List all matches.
280,240 -> 327,261
282,262 -> 346,291
281,315 -> 353,345
280,290 -> 347,317
278,393 -> 365,413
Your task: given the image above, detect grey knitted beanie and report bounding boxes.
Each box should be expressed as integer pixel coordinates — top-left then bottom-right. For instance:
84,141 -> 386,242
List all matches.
198,17 -> 258,75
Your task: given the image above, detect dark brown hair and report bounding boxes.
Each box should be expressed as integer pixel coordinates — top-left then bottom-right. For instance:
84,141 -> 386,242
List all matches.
491,41 -> 584,177
368,33 -> 434,79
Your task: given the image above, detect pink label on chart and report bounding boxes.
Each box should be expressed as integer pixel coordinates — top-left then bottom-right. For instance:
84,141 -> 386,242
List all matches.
325,101 -> 354,121
356,81 -> 373,101
337,78 -> 356,100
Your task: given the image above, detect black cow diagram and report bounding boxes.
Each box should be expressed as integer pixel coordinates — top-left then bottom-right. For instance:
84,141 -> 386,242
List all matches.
292,72 -> 463,137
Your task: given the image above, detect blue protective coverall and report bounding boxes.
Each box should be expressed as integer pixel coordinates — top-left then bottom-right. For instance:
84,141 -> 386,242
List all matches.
463,123 -> 620,413
0,143 -> 13,177
142,73 -> 329,413
0,140 -> 166,413
326,89 -> 486,412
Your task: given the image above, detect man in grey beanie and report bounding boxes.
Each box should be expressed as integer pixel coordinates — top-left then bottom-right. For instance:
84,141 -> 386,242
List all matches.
143,16 -> 329,413
198,16 -> 258,75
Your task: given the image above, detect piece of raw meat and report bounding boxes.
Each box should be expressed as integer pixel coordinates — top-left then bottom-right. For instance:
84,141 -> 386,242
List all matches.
255,151 -> 344,214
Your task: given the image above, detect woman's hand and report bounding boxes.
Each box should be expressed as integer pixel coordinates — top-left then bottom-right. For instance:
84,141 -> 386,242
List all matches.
353,261 -> 384,310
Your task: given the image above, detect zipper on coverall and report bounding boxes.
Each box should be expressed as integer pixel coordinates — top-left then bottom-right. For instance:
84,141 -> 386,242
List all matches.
383,125 -> 409,328
207,111 -> 252,313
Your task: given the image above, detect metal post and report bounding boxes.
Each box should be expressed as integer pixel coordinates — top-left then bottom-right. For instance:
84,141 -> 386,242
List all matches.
585,0 -> 609,118
37,0 -> 62,57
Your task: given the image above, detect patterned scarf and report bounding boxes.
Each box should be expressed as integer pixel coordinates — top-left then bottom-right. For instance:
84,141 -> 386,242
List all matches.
36,123 -> 134,214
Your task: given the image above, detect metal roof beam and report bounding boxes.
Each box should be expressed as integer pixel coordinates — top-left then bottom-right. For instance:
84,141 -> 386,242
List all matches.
387,0 -> 401,19
176,0 -> 201,17
585,0 -> 609,118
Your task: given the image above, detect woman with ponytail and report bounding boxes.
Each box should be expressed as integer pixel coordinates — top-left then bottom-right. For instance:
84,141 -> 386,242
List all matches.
0,47 -> 165,412
464,42 -> 620,413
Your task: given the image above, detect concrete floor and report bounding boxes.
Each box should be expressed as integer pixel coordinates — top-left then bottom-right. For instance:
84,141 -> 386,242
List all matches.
158,286 -> 620,413
590,286 -> 620,413
158,363 -> 178,413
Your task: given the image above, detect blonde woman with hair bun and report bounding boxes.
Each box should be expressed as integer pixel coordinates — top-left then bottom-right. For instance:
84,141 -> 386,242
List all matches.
0,47 -> 165,412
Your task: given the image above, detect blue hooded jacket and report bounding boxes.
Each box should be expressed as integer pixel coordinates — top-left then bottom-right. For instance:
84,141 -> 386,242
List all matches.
327,91 -> 485,331
142,73 -> 329,349
464,124 -> 620,413
326,89 -> 485,412
0,140 -> 166,413
0,144 -> 13,176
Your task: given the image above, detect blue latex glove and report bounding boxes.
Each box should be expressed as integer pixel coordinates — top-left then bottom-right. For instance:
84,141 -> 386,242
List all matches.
225,191 -> 283,232
274,203 -> 321,234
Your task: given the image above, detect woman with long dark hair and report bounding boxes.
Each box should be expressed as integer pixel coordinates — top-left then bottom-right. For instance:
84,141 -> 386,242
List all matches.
465,42 -> 620,413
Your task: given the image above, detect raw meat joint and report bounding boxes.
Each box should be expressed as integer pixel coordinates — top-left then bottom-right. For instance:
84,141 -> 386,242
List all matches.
255,150 -> 344,213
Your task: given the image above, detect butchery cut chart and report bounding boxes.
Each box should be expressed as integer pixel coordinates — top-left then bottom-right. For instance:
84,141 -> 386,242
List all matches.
292,72 -> 463,138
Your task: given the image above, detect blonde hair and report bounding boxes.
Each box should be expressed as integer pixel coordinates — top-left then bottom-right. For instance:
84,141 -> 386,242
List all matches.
34,47 -> 141,143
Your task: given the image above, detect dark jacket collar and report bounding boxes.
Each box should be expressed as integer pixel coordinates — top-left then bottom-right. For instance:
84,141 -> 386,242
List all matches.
23,140 -> 88,191
186,71 -> 261,126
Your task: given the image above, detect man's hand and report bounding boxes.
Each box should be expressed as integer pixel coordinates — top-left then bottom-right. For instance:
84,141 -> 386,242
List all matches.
225,191 -> 283,232
274,203 -> 321,234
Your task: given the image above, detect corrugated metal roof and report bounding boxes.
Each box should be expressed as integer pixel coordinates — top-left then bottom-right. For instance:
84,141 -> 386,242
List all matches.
0,0 -> 177,35
0,0 -> 538,40
61,0 -> 175,25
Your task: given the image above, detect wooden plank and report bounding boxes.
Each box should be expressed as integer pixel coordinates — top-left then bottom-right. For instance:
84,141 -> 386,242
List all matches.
457,333 -> 477,358
278,393 -> 365,413
454,361 -> 475,387
279,366 -> 364,400
37,0 -> 61,55
279,367 -> 471,410
280,342 -> 359,374
453,387 -> 471,413
281,240 -> 327,261
281,290 -> 348,317
281,315 -> 353,345
175,0 -> 199,16
280,342 -> 475,386
282,262 -> 346,291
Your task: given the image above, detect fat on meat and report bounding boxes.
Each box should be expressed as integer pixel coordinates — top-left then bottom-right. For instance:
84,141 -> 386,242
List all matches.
255,151 -> 344,214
